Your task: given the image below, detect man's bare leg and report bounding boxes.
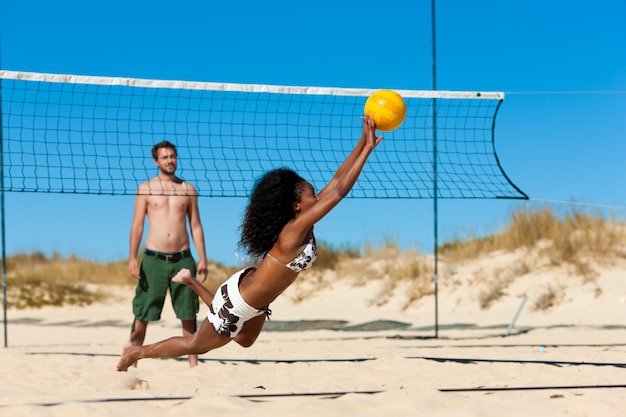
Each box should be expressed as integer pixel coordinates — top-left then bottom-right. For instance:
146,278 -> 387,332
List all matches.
173,268 -> 208,367
182,319 -> 199,367
129,319 -> 148,368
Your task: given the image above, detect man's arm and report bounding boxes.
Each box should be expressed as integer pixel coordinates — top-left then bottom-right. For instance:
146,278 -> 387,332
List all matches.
188,190 -> 208,283
128,192 -> 147,279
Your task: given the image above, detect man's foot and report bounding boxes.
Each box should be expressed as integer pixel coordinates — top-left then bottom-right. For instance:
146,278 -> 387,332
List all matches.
172,268 -> 194,286
117,342 -> 139,372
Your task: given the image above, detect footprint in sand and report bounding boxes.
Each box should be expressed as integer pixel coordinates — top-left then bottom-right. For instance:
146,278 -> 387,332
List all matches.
126,377 -> 150,390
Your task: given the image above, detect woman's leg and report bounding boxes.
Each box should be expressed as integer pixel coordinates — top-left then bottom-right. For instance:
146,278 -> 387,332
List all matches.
233,314 -> 267,348
172,268 -> 214,306
116,318 -> 229,371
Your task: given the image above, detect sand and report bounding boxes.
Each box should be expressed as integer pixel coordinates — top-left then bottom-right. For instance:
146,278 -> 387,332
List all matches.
1,261 -> 625,416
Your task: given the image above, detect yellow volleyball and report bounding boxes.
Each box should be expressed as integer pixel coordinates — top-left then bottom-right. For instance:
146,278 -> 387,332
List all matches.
363,90 -> 407,132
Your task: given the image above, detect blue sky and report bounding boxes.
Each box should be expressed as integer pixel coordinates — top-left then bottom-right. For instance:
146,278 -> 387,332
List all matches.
1,0 -> 625,266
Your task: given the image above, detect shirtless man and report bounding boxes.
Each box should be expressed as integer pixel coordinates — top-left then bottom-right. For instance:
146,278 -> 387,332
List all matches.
127,140 -> 208,367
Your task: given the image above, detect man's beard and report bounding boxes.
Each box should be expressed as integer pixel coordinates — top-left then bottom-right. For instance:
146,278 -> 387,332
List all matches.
159,165 -> 176,175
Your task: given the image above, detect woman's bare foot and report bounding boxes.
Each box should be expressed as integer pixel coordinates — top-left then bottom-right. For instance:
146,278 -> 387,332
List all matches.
117,342 -> 140,372
172,268 -> 194,286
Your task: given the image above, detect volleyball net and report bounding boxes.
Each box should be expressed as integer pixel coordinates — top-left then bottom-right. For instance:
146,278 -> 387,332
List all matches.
0,70 -> 527,199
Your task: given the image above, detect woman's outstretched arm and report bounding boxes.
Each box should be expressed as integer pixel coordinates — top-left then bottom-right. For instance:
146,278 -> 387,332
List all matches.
299,116 -> 383,227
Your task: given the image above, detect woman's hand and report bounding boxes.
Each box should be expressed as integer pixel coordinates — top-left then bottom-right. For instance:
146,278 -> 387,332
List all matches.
361,115 -> 384,150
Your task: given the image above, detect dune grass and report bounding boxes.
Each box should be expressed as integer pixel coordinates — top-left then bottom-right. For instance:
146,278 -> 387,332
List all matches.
440,207 -> 625,278
440,206 -> 625,310
289,239 -> 434,310
3,252 -> 126,308
2,207 -> 623,310
2,251 -> 239,309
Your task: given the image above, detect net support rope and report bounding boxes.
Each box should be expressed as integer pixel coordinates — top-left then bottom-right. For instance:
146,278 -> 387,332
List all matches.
0,70 -> 527,199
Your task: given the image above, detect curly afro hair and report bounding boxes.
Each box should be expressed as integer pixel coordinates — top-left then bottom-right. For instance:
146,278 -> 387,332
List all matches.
238,168 -> 306,259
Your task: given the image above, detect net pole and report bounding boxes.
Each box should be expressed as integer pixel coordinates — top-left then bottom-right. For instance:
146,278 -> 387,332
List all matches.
1,171 -> 6,348
431,0 -> 439,339
0,61 -> 7,347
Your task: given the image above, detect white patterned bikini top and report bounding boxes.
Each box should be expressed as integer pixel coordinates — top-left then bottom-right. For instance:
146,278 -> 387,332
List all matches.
265,237 -> 317,272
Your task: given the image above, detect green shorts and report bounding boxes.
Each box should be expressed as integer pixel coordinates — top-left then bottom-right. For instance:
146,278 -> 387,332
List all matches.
132,250 -> 199,321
